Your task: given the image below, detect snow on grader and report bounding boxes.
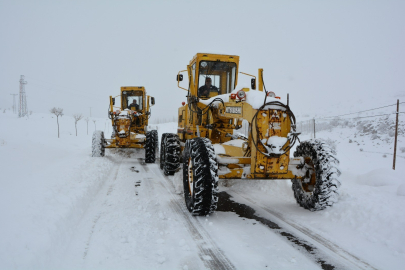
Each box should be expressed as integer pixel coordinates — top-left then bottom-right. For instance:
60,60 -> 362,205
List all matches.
160,53 -> 341,215
92,86 -> 158,163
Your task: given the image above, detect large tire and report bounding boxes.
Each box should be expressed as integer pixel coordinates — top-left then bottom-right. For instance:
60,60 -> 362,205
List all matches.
153,130 -> 159,160
145,130 -> 157,163
160,133 -> 169,169
183,137 -> 218,216
161,133 -> 181,175
92,130 -> 105,157
291,139 -> 341,211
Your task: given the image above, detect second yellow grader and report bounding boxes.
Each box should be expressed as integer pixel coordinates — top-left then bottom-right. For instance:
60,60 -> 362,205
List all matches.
92,86 -> 158,163
160,53 -> 341,216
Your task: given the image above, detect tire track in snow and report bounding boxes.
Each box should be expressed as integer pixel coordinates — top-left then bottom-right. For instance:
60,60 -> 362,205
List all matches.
228,190 -> 377,270
138,158 -> 235,270
164,199 -> 235,270
82,156 -> 123,260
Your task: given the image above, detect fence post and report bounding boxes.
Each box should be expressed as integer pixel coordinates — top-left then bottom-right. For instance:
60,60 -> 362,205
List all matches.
393,99 -> 399,170
313,118 -> 316,139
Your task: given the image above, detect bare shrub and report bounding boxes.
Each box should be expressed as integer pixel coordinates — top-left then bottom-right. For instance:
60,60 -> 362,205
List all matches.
73,114 -> 83,136
50,107 -> 63,138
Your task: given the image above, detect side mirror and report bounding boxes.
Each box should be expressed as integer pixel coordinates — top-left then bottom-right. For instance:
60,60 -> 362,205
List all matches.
112,98 -> 115,105
151,97 -> 155,105
251,78 -> 256,90
177,74 -> 183,82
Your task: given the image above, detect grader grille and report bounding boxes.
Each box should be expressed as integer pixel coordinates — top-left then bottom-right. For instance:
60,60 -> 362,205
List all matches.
253,108 -> 291,176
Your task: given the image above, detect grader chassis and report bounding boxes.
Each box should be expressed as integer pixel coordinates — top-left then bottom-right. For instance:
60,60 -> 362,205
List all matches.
160,53 -> 341,216
92,86 -> 158,163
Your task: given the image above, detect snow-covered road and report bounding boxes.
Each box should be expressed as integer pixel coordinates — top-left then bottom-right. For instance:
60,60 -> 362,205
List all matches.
59,148 -> 379,270
60,149 -> 321,269
60,148 -> 234,269
1,112 -> 404,269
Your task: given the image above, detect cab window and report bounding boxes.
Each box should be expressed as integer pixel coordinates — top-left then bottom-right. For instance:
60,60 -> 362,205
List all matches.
122,90 -> 143,110
197,61 -> 236,98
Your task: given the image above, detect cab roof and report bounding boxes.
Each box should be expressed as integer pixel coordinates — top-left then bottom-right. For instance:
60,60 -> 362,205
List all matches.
190,53 -> 239,65
121,86 -> 145,90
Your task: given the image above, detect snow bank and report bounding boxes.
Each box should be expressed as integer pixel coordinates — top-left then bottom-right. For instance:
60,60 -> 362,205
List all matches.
0,111 -> 115,268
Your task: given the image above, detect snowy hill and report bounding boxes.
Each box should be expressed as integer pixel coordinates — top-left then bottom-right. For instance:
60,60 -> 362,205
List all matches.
0,110 -> 404,269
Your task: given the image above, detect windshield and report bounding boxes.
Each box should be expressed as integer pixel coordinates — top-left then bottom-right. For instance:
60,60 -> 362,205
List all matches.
122,90 -> 143,110
198,61 -> 236,98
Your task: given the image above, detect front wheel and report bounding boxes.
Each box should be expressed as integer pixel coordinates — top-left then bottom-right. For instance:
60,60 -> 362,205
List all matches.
291,139 -> 341,211
92,130 -> 105,157
161,133 -> 181,175
160,133 -> 169,169
145,130 -> 158,163
183,137 -> 218,216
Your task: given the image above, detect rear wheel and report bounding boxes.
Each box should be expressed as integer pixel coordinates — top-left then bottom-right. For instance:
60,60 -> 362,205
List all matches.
161,133 -> 181,175
291,139 -> 341,211
160,133 -> 169,169
92,130 -> 105,157
183,137 -> 218,216
145,130 -> 157,163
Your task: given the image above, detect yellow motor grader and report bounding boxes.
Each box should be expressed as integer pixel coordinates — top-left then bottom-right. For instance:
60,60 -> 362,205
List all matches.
160,53 -> 341,215
92,86 -> 158,163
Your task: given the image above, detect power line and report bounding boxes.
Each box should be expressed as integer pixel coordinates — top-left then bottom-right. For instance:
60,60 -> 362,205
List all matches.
317,112 -> 405,121
343,112 -> 404,120
317,102 -> 405,120
299,112 -> 404,123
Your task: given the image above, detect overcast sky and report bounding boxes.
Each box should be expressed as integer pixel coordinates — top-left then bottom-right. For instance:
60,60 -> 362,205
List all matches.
1,0 -> 404,121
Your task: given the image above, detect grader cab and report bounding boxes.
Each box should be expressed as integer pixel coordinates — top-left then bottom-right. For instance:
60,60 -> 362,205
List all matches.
160,53 -> 341,215
92,86 -> 158,163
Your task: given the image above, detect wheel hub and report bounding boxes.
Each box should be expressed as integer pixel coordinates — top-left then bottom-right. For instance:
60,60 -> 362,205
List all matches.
302,156 -> 316,192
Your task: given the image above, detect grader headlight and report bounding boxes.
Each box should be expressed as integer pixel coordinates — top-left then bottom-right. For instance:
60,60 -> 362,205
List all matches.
237,90 -> 246,100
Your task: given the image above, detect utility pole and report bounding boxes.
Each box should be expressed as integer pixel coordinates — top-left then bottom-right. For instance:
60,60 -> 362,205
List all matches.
10,94 -> 18,114
18,75 -> 28,117
313,118 -> 316,139
393,99 -> 399,170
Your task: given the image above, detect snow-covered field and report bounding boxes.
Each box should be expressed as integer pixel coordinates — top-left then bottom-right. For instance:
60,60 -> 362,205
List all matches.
0,110 -> 404,269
